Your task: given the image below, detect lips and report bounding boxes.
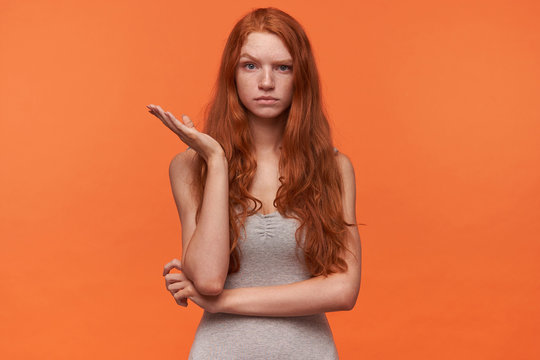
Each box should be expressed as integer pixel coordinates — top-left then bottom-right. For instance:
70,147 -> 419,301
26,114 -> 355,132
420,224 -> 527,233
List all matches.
255,96 -> 278,105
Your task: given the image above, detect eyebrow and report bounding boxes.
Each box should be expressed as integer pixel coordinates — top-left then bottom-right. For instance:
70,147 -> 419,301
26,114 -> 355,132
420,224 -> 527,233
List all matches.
238,53 -> 293,64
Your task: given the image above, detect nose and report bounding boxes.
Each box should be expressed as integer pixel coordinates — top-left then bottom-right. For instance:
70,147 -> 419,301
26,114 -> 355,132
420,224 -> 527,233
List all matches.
258,67 -> 274,90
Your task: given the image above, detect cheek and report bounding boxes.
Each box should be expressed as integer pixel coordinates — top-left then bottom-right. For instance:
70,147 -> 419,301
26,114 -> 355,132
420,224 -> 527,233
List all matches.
235,76 -> 249,103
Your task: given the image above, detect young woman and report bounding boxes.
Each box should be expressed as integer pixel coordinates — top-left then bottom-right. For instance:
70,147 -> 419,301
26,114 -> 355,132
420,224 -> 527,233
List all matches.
148,7 -> 362,359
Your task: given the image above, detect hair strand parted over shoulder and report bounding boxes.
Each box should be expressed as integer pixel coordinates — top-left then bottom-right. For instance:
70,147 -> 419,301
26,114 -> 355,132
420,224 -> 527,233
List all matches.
191,7 -> 358,277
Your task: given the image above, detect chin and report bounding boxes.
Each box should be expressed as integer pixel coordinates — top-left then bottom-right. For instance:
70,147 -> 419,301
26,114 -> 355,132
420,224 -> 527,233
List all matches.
248,108 -> 289,120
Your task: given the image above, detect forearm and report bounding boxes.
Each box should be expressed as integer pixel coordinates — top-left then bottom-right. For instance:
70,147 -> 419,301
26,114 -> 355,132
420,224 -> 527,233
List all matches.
217,273 -> 357,317
183,155 -> 230,294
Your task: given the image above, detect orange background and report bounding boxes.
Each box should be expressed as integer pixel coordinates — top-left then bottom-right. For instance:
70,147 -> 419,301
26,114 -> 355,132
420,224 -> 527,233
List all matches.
1,0 -> 539,359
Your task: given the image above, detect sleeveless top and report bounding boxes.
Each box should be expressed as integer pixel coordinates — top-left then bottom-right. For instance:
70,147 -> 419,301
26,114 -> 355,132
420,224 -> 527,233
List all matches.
188,210 -> 339,359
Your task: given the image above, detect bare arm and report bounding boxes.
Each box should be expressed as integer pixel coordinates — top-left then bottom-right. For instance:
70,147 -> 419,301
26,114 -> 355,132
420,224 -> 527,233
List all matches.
217,247 -> 361,316
170,152 -> 362,315
147,104 -> 230,296
169,149 -> 230,295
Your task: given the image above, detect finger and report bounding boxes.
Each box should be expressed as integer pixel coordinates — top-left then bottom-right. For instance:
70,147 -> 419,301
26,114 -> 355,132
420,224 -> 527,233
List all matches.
156,106 -> 173,125
146,104 -> 161,118
163,259 -> 182,276
164,273 -> 185,283
153,105 -> 175,128
168,284 -> 188,307
176,298 -> 188,307
147,104 -> 162,116
165,278 -> 180,289
173,285 -> 194,307
171,290 -> 188,307
164,111 -> 180,125
148,106 -> 185,140
174,288 -> 191,306
160,111 -> 192,143
149,106 -> 193,144
148,105 -> 169,125
182,114 -> 195,128
174,288 -> 188,300
165,111 -> 186,130
156,105 -> 166,115
167,282 -> 186,292
163,258 -> 182,276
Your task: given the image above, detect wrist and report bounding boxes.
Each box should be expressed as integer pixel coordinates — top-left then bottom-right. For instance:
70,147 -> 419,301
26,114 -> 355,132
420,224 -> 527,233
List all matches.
207,152 -> 227,167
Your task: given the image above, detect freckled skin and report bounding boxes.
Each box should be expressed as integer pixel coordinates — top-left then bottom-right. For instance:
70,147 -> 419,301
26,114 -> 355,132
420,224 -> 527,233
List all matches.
235,32 -> 294,122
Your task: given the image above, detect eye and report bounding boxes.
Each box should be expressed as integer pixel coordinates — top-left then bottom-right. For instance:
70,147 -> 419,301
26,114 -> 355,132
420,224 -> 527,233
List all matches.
244,63 -> 256,70
278,65 -> 292,71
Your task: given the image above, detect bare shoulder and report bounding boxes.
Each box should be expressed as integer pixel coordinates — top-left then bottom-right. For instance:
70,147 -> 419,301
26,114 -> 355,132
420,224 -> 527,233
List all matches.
334,150 -> 357,224
335,150 -> 356,185
169,148 -> 199,184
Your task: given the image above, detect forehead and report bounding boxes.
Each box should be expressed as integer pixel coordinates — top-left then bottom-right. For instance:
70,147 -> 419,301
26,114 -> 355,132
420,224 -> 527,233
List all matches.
240,32 -> 292,60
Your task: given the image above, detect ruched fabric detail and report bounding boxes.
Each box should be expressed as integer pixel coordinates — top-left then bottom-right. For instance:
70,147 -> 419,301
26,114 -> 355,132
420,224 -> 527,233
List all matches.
188,211 -> 339,360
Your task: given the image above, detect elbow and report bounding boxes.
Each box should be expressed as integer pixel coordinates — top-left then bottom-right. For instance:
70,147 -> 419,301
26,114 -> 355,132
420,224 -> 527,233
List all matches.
342,293 -> 358,311
182,255 -> 228,296
194,278 -> 225,296
339,283 -> 359,311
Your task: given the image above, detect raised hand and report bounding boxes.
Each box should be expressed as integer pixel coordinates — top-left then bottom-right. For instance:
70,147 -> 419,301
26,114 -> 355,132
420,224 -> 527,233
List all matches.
147,104 -> 225,162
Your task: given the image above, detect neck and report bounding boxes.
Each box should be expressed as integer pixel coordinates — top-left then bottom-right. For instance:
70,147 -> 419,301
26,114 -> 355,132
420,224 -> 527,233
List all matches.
247,112 -> 287,156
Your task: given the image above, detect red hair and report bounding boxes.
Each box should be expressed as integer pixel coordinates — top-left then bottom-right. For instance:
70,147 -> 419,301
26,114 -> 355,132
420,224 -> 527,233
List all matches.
191,7 -> 356,276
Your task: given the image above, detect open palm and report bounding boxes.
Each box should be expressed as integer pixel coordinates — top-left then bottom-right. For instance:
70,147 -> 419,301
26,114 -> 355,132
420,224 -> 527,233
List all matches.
147,104 -> 224,161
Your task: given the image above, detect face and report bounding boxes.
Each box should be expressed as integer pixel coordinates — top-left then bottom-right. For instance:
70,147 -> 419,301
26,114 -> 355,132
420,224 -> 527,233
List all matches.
235,32 -> 294,121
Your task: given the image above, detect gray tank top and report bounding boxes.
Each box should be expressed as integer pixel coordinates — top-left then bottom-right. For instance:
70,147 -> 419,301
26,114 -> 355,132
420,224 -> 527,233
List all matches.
188,210 -> 339,359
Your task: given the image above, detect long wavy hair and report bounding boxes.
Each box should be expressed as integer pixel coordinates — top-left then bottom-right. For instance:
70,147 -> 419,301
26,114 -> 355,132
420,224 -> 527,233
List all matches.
191,7 -> 357,277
